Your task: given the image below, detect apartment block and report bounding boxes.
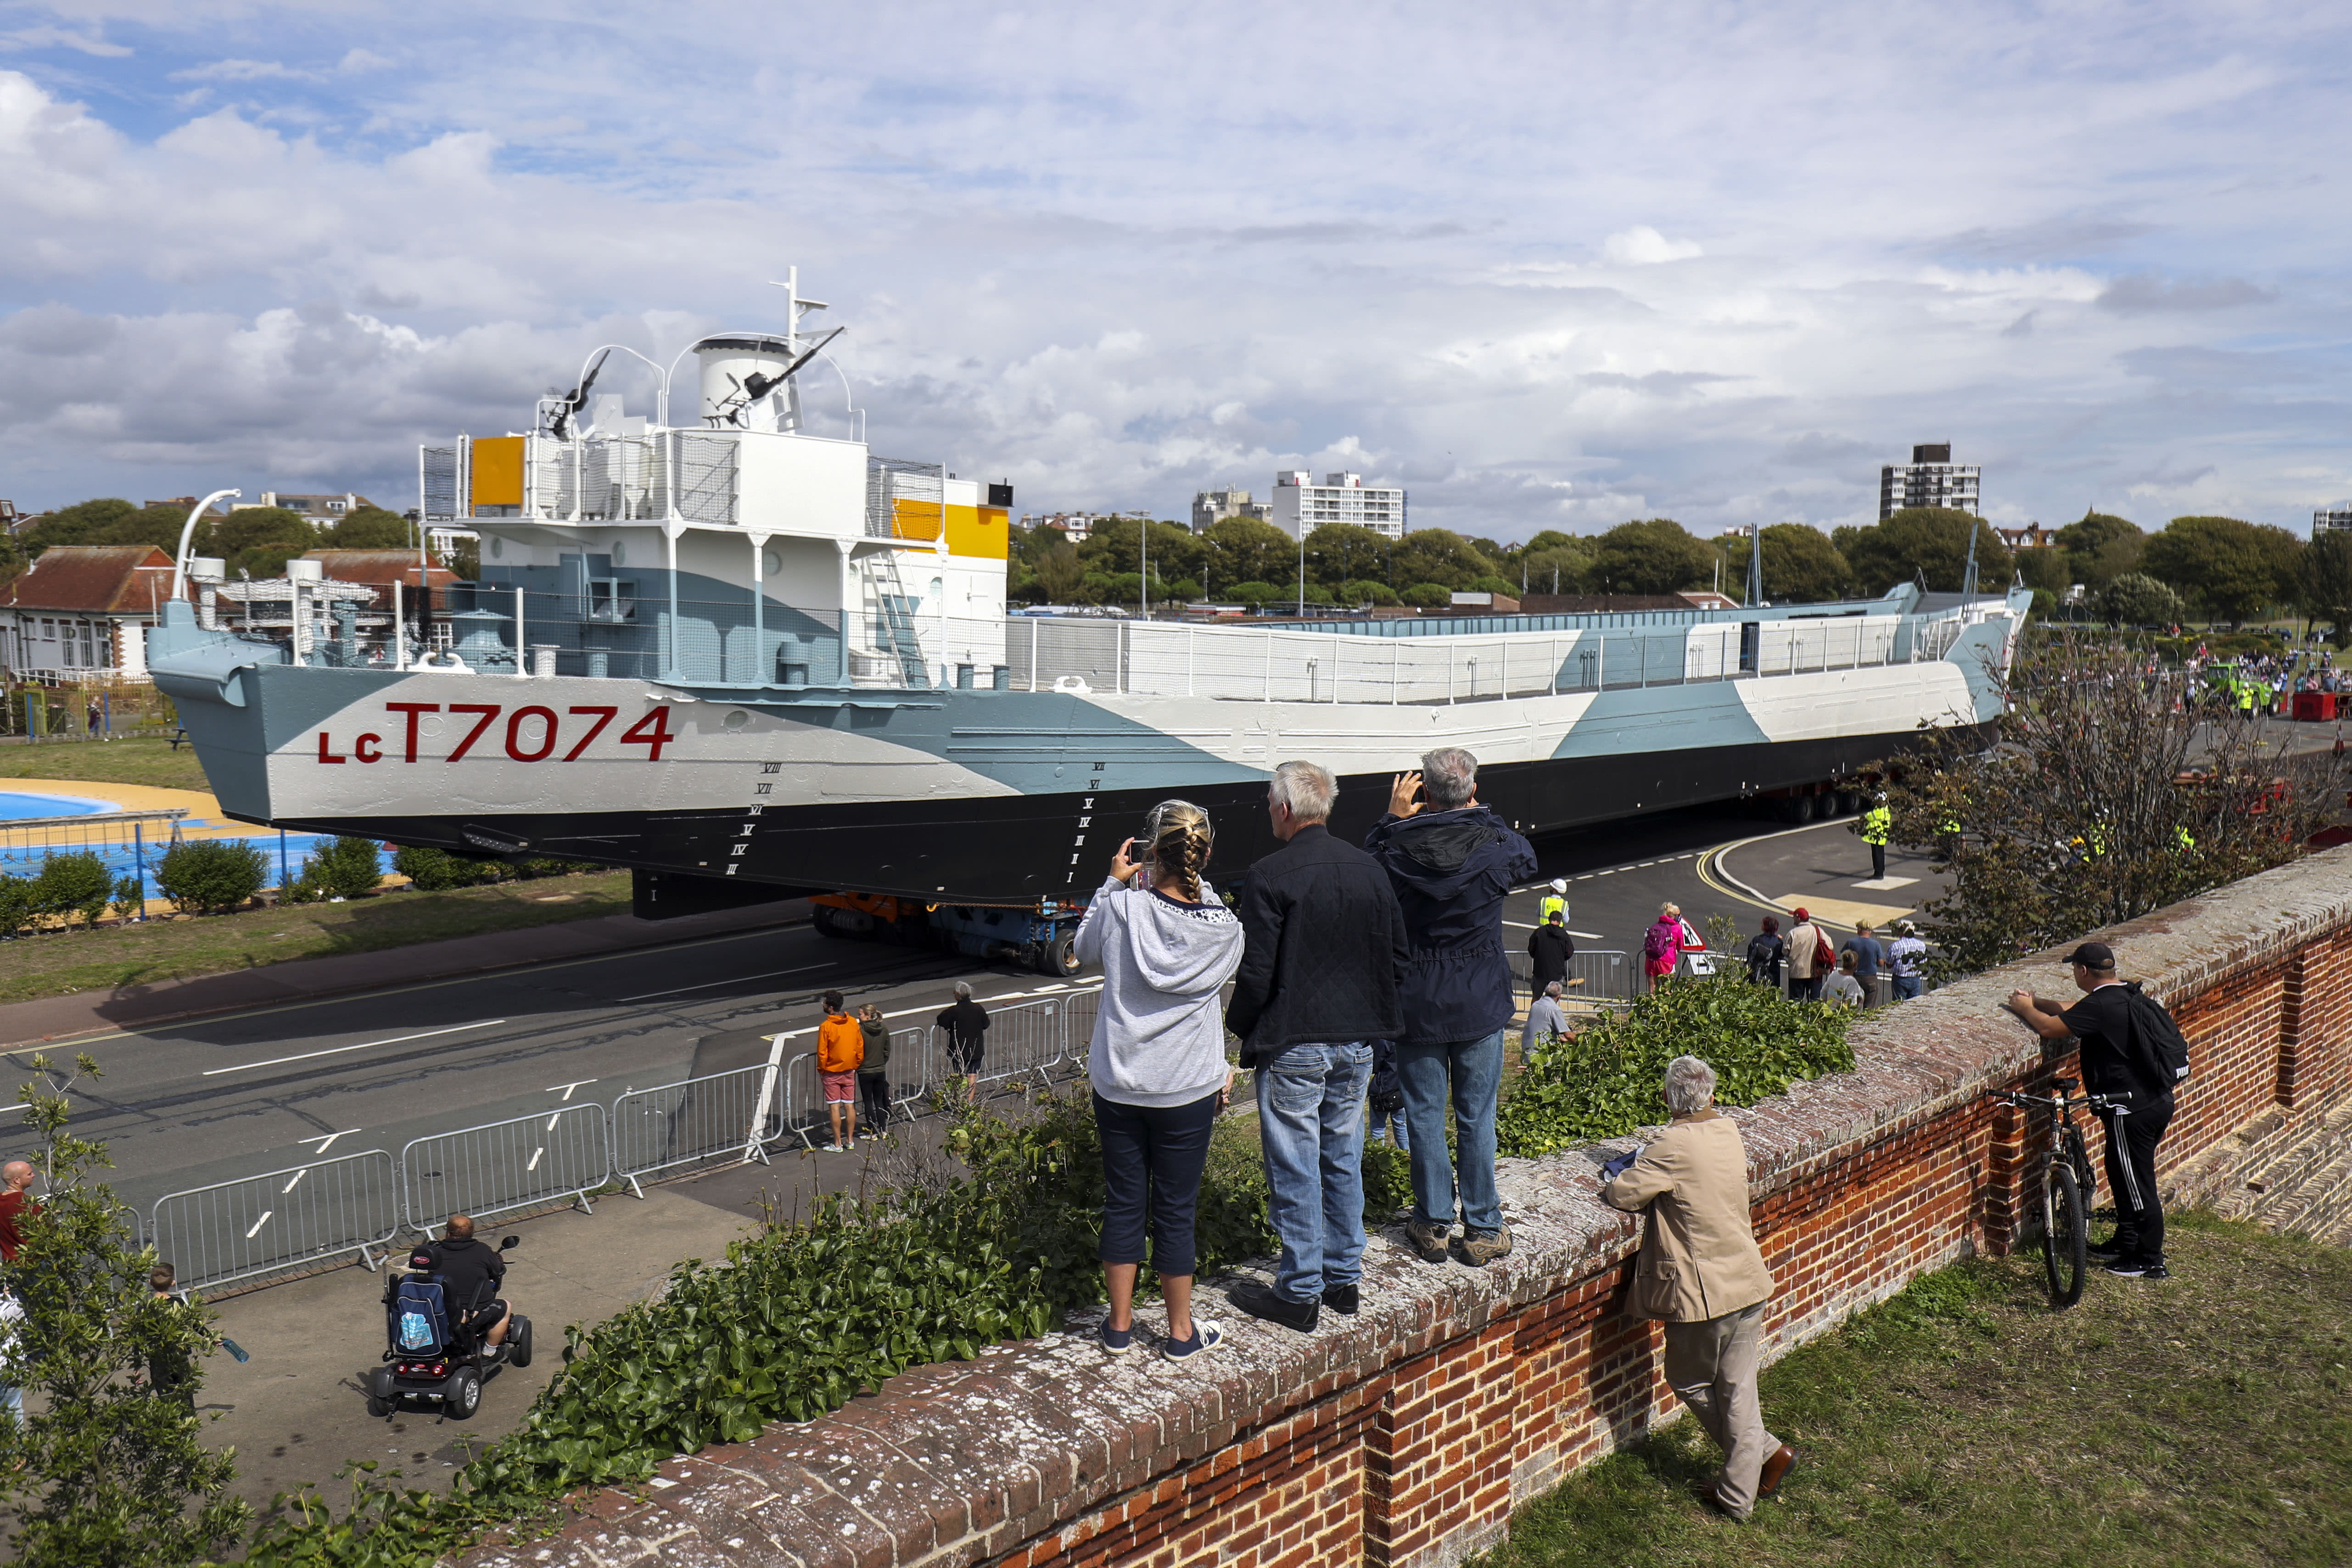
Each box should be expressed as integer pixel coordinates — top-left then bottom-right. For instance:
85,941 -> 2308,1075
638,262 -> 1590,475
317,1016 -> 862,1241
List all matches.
1269,470 -> 1407,541
1878,443 -> 1981,519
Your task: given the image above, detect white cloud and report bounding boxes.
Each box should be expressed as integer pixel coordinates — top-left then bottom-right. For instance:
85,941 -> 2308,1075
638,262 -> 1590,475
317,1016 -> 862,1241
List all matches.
1602,227 -> 1704,266
0,1 -> 2346,538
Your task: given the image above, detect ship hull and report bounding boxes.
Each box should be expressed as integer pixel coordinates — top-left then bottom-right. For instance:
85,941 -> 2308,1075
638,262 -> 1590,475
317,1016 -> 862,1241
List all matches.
159,641 -> 1999,903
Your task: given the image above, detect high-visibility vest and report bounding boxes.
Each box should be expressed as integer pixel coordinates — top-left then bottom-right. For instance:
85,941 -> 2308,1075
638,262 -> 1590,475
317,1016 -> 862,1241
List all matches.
1539,894 -> 1565,924
1861,806 -> 1891,846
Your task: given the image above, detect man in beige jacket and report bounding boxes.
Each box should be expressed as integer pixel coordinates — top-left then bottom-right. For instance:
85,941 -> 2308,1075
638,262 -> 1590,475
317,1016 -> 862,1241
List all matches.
1784,907 -> 1827,1002
1601,1054 -> 1797,1520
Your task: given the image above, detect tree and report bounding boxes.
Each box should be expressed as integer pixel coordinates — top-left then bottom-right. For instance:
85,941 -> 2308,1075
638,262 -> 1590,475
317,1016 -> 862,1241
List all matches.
1881,634 -> 2345,980
1517,529 -> 1595,596
1840,508 -> 2014,595
2013,545 -> 2071,599
1200,517 -> 1296,592
18,498 -> 137,558
1587,518 -> 1713,595
2302,532 -> 2352,639
1401,582 -> 1453,608
1030,534 -> 1083,603
1341,579 -> 1400,606
1756,524 -> 1851,604
2099,572 -> 2182,627
1388,529 -> 1494,592
1302,524 -> 1392,589
330,506 -> 415,550
209,507 -> 322,580
2143,515 -> 2302,628
2054,510 -> 2145,591
0,1054 -> 251,1563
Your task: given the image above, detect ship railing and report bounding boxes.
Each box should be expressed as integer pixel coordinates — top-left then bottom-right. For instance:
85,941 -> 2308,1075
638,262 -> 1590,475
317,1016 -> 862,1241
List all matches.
143,1149 -> 400,1297
1005,616 -> 1907,706
398,1103 -> 612,1236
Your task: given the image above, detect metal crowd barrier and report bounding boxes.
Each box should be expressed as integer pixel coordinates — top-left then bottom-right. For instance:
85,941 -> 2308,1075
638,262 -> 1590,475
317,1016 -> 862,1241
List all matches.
140,990 -> 1109,1289
610,1062 -> 776,1194
144,1149 -> 399,1296
401,1102 -> 611,1235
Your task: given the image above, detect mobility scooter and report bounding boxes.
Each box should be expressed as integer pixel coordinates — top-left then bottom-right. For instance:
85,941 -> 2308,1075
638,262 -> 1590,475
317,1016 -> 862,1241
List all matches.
366,1235 -> 534,1420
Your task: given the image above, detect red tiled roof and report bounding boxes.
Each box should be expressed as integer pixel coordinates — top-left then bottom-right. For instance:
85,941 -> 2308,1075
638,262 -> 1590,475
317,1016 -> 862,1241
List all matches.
302,551 -> 460,590
0,546 -> 175,614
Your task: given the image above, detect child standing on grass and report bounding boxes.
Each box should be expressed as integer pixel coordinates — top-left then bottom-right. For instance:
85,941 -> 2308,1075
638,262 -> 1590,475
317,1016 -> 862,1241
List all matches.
816,991 -> 863,1151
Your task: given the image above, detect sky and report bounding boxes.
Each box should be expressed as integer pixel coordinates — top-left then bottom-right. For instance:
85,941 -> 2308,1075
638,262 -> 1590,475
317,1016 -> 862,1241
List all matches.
2,1 -> 2349,542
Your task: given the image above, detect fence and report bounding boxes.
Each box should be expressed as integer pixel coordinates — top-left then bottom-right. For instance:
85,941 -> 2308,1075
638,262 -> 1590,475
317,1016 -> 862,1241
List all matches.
399,1102 -> 613,1235
609,1062 -> 777,1193
144,1149 -> 399,1295
1510,948 -> 1634,1010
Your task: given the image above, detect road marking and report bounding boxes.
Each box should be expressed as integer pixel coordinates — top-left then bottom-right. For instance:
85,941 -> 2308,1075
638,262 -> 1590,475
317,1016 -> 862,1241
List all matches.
527,1147 -> 544,1171
547,1079 -> 598,1101
763,983 -> 1105,1042
297,1130 -> 360,1154
203,1020 -> 507,1076
282,1170 -> 306,1194
615,963 -> 835,1003
245,1210 -> 273,1238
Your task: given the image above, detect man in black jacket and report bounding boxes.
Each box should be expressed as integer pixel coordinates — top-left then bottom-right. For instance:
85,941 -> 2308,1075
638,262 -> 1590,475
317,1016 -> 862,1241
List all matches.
1225,761 -> 1410,1333
428,1214 -> 512,1354
1528,909 -> 1574,992
1365,747 -> 1539,1268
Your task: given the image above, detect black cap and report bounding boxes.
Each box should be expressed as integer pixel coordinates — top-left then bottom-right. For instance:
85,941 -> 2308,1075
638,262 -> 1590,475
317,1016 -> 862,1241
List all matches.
2064,941 -> 2116,970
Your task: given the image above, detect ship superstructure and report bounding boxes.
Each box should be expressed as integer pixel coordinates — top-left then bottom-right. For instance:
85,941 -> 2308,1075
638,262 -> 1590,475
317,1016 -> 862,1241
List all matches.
151,279 -> 2026,971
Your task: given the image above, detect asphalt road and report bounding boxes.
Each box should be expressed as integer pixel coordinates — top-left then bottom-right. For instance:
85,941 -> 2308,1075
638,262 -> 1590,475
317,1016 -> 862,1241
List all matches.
7,799 -> 1911,1221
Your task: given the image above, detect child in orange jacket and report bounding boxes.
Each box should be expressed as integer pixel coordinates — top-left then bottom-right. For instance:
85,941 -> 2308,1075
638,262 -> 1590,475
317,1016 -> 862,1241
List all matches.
817,991 -> 865,1150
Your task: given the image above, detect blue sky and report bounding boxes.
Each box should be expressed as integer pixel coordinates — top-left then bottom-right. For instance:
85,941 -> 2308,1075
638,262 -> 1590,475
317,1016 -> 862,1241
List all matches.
3,1 -> 2349,541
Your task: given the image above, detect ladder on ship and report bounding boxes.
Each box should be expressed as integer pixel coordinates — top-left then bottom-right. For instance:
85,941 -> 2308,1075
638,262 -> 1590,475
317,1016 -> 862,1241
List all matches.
858,551 -> 931,688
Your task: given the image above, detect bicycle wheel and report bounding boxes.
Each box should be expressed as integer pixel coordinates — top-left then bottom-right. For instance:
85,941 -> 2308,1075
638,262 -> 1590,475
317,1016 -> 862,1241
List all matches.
2064,1123 -> 2098,1211
2043,1162 -> 2089,1310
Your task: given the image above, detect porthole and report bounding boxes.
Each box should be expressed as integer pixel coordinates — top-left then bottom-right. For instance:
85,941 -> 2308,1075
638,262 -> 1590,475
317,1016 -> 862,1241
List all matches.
723,710 -> 750,730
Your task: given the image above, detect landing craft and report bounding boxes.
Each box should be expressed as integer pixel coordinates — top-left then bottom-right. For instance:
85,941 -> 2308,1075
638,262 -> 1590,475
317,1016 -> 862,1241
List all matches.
150,275 -> 2027,972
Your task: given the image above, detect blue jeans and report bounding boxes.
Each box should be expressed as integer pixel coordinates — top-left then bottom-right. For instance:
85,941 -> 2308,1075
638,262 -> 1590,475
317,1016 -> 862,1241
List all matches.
1369,1109 -> 1409,1151
1397,1030 -> 1505,1235
1891,974 -> 1923,1000
1093,1089 -> 1221,1278
1256,1042 -> 1373,1304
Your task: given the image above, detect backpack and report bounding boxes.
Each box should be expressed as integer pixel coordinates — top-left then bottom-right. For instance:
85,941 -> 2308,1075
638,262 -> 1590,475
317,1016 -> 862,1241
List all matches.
393,1275 -> 453,1355
1643,922 -> 1678,963
2122,981 -> 2192,1093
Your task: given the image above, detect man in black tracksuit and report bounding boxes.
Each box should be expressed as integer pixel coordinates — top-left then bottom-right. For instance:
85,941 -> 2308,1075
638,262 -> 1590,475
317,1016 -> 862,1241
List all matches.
1527,910 -> 1574,993
2004,941 -> 2179,1281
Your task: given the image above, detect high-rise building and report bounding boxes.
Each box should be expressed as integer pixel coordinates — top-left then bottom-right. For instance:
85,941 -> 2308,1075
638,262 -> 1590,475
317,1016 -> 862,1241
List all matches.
1269,471 -> 1408,541
1192,487 -> 1270,531
1878,444 -> 1981,519
2314,507 -> 2352,537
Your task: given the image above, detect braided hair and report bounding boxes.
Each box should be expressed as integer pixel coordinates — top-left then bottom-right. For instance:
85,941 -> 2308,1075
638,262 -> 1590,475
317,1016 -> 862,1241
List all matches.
1142,799 -> 1213,903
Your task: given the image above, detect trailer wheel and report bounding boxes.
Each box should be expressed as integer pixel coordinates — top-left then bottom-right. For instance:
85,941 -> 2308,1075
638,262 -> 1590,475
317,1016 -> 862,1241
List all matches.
1037,933 -> 1079,976
812,905 -> 843,938
1778,795 -> 1815,824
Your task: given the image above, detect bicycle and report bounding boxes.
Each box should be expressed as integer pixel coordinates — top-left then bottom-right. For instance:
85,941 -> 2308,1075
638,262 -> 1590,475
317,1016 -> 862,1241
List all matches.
1982,1078 -> 2141,1309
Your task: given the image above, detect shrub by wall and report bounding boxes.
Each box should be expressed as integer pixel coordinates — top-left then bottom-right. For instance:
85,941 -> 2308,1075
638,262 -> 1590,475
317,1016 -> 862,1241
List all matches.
154,840 -> 267,913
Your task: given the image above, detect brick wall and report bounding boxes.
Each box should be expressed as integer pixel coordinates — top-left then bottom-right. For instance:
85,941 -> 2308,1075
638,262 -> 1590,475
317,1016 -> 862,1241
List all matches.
455,848 -> 2352,1568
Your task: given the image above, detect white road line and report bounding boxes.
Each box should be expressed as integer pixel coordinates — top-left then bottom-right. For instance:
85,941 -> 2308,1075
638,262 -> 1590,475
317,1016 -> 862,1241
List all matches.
296,1129 -> 360,1154
245,1211 -> 273,1238
203,1019 -> 507,1076
616,963 -> 835,1003
763,983 -> 1106,1042
547,1079 -> 598,1101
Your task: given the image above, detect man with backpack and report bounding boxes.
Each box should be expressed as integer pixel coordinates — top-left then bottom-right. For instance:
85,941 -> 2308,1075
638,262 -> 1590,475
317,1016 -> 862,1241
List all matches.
1784,908 -> 1831,1002
2004,941 -> 2190,1281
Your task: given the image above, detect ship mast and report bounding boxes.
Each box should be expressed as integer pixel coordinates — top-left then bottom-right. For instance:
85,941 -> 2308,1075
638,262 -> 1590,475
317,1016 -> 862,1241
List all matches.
772,265 -> 829,435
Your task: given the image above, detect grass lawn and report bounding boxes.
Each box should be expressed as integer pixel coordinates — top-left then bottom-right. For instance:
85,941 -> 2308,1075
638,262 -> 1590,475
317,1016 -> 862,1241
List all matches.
0,871 -> 635,1005
1478,1212 -> 2351,1568
0,735 -> 215,793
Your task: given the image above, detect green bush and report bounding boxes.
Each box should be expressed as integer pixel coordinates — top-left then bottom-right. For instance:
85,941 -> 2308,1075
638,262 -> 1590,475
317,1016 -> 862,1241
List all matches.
1402,581 -> 1453,608
246,1084 -> 1411,1565
153,840 -> 267,914
0,874 -> 35,936
307,836 -> 386,900
1342,579 -> 1401,606
1498,974 -> 1856,1158
34,851 -> 113,928
511,856 -> 602,880
110,872 -> 145,923
390,845 -> 503,892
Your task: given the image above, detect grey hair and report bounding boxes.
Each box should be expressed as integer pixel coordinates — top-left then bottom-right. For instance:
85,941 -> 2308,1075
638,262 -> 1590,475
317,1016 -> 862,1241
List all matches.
1663,1055 -> 1717,1116
954,981 -> 973,1000
1543,980 -> 1563,999
1269,760 -> 1337,823
1421,746 -> 1478,810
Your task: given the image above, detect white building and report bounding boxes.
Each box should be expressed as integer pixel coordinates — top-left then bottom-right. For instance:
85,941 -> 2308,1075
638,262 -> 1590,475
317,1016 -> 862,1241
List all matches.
1193,487 -> 1270,531
2315,507 -> 2352,537
1269,471 -> 1407,541
1878,444 -> 1981,519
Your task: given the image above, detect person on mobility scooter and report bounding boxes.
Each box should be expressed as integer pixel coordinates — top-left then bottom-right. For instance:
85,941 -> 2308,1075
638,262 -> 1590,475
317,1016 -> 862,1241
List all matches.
366,1213 -> 533,1421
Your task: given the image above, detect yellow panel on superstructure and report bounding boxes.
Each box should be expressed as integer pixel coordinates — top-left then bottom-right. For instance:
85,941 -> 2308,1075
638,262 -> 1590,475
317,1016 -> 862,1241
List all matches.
470,436 -> 525,510
890,497 -> 944,542
946,504 -> 1009,560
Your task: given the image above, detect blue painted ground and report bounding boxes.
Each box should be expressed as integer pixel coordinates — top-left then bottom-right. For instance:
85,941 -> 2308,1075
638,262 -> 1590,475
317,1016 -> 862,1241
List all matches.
0,791 -> 385,896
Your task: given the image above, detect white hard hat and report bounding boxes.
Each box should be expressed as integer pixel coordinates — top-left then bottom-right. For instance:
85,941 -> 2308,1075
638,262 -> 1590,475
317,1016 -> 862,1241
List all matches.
1548,877 -> 1567,894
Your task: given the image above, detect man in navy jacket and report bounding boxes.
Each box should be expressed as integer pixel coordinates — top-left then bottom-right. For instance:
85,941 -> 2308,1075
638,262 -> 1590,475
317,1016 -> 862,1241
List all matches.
1364,746 -> 1539,1266
1226,761 -> 1410,1332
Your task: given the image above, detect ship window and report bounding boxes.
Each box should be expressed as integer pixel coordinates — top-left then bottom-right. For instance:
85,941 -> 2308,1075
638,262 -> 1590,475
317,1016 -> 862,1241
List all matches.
1739,621 -> 1759,672
588,579 -> 634,622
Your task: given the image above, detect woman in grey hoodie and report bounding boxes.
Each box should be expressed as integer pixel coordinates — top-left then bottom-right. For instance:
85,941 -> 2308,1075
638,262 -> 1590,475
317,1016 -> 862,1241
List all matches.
1075,799 -> 1244,1361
